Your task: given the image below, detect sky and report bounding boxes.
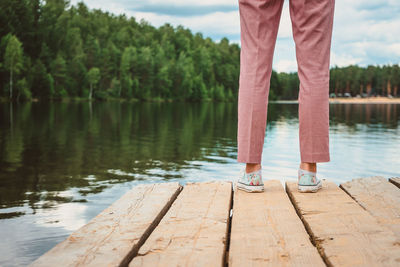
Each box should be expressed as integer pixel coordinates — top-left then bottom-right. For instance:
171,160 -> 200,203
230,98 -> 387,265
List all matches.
70,0 -> 400,73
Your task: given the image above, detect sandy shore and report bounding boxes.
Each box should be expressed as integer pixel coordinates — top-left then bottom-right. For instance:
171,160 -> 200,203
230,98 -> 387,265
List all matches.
272,96 -> 400,104
329,96 -> 400,103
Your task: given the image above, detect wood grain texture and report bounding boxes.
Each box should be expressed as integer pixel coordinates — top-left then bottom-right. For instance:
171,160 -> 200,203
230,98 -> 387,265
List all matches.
340,176 -> 400,237
286,180 -> 400,267
30,182 -> 182,267
229,180 -> 325,267
389,177 -> 400,189
129,181 -> 232,267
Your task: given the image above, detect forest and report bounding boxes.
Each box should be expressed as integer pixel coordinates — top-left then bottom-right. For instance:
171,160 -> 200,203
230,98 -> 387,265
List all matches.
1,0 -> 399,102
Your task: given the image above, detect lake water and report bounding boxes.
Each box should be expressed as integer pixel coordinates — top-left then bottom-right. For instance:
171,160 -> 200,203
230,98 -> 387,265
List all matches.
0,101 -> 399,266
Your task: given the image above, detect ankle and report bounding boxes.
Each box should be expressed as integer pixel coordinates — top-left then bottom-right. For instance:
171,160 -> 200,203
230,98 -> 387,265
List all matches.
245,163 -> 261,173
300,162 -> 317,173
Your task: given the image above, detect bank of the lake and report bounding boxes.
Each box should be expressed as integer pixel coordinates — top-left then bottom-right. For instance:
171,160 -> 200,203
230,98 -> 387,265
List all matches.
272,96 -> 400,104
2,96 -> 400,104
0,96 -> 227,103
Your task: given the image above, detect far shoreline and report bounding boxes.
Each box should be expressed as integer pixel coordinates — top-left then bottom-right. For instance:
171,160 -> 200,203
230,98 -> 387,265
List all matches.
271,96 -> 400,104
1,96 -> 400,104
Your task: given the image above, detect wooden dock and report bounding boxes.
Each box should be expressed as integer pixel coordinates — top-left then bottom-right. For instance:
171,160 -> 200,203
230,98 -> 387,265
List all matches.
30,176 -> 400,267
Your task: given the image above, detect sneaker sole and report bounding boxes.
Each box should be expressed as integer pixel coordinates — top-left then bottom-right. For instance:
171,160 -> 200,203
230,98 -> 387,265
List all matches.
298,182 -> 322,193
236,182 -> 264,193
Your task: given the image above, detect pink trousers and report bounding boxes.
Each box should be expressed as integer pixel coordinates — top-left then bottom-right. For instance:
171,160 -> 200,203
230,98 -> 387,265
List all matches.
237,0 -> 335,164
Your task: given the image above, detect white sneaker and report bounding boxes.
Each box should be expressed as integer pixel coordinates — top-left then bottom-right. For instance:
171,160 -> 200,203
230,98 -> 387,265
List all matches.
236,167 -> 264,193
298,168 -> 322,193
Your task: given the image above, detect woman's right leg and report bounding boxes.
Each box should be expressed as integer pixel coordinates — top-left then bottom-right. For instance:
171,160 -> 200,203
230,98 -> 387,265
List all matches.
237,0 -> 285,170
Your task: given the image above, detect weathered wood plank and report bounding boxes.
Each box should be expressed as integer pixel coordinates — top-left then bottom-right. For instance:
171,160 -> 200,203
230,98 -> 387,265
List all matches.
389,177 -> 400,189
129,181 -> 232,267
229,180 -> 325,267
286,180 -> 400,267
30,182 -> 182,267
340,176 -> 400,237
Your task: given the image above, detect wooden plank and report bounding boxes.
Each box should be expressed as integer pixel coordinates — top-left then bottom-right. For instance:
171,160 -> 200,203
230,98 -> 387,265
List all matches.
129,181 -> 232,267
229,180 -> 325,267
286,180 -> 400,267
389,177 -> 400,189
30,182 -> 182,267
340,176 -> 400,237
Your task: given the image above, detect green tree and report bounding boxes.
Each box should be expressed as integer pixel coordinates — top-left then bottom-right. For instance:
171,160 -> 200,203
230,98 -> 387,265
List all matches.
391,64 -> 399,97
382,65 -> 392,96
108,77 -> 121,97
120,46 -> 137,98
87,67 -> 100,100
355,67 -> 366,95
4,35 -> 23,99
16,78 -> 31,101
214,84 -> 225,101
31,59 -> 54,98
136,46 -> 154,99
365,65 -> 375,95
50,53 -> 67,97
173,51 -> 194,100
270,70 -> 280,100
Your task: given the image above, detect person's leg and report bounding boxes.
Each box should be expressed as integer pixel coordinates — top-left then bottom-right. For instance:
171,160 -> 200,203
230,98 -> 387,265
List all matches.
237,0 -> 285,173
289,0 -> 335,172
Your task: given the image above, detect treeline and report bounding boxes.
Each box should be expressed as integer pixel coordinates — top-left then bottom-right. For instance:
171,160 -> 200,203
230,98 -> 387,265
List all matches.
272,65 -> 400,100
0,0 -> 240,101
0,0 -> 399,102
329,65 -> 400,97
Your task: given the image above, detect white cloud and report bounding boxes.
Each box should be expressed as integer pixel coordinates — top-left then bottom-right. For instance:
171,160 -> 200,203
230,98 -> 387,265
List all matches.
330,52 -> 363,67
275,59 -> 298,73
389,43 -> 400,57
136,0 -> 235,6
330,0 -> 400,68
277,0 -> 292,39
131,11 -> 240,36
